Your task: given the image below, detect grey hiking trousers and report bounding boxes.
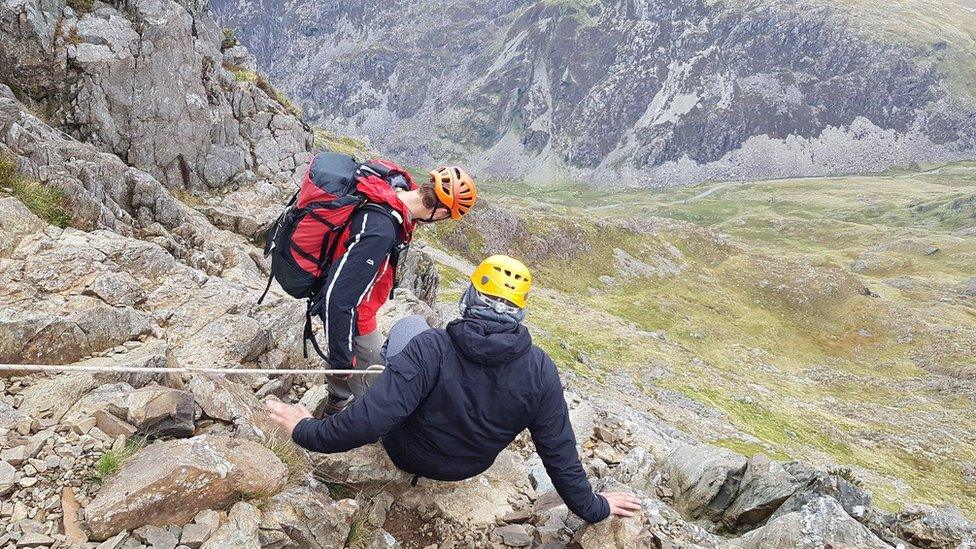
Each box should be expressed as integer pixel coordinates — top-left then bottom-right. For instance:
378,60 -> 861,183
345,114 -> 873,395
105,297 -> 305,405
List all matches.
326,315 -> 431,404
326,329 -> 384,401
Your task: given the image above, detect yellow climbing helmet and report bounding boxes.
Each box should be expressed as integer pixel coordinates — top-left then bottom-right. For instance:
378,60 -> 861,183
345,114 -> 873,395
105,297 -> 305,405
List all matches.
471,255 -> 532,308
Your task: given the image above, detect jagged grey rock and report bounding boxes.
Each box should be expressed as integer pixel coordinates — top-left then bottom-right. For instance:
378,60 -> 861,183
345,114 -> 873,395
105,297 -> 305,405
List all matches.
188,375 -> 279,441
0,0 -> 313,191
895,505 -> 976,549
739,496 -> 890,548
84,435 -> 288,540
201,501 -> 261,549
662,444 -> 747,520
125,386 -> 197,438
213,0 -> 976,186
772,463 -> 872,520
261,484 -> 359,549
722,454 -> 799,530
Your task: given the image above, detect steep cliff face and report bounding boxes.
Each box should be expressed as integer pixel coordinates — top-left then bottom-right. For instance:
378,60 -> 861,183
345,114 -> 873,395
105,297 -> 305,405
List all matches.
212,0 -> 976,186
0,0 -> 314,190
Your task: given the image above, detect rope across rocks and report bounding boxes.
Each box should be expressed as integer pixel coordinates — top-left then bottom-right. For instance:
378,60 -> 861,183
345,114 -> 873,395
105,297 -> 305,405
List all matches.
0,363 -> 385,376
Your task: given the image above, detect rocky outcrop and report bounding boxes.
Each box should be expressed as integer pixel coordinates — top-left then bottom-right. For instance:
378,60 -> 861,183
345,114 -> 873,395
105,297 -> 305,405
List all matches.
0,0 -> 314,191
83,435 -> 288,540
740,497 -> 890,548
261,485 -> 359,549
213,0 -> 976,186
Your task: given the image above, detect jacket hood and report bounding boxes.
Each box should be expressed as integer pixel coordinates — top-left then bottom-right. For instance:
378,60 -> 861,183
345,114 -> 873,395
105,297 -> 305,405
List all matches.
357,175 -> 416,240
447,317 -> 532,366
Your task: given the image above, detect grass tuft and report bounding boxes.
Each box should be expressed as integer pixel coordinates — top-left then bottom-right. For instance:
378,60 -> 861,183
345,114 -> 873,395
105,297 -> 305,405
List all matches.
221,28 -> 238,51
264,431 -> 311,481
0,152 -> 72,227
223,62 -> 302,119
345,508 -> 377,549
829,466 -> 865,488
314,129 -> 373,158
88,437 -> 147,484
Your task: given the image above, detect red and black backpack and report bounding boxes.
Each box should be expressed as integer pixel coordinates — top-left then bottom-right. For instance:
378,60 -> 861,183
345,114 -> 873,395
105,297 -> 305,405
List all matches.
258,152 -> 413,359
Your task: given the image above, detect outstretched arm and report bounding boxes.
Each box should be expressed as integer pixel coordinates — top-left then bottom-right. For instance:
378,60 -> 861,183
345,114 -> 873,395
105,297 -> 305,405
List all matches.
529,360 -> 611,524
285,338 -> 434,453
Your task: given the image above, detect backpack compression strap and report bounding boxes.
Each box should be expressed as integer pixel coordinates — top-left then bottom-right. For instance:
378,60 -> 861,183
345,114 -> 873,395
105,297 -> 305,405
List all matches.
300,202 -> 407,363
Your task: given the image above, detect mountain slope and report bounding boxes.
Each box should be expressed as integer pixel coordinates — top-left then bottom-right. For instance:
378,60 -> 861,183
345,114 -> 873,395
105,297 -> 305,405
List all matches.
212,0 -> 976,186
422,163 -> 976,516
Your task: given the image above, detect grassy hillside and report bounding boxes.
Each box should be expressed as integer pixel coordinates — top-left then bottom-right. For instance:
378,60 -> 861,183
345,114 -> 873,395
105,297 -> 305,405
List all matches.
420,162 -> 976,516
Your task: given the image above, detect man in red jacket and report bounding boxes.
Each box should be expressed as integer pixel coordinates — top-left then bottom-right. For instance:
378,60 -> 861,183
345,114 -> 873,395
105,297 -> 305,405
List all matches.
313,166 -> 477,416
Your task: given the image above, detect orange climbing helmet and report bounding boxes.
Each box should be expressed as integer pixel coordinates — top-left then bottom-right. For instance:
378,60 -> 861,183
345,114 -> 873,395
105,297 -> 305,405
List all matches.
471,255 -> 532,309
429,166 -> 477,219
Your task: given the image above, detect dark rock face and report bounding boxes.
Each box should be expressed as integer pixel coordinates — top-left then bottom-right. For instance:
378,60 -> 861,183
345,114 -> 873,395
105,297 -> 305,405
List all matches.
211,0 -> 976,186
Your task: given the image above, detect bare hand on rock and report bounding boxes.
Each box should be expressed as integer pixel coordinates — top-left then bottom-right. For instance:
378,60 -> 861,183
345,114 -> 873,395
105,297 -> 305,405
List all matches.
600,491 -> 642,517
265,399 -> 313,437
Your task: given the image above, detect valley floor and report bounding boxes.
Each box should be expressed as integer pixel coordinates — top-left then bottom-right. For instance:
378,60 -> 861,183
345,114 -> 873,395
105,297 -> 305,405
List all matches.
424,161 -> 976,517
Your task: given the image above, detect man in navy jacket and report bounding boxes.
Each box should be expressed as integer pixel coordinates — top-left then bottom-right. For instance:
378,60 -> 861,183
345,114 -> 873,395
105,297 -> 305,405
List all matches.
267,255 -> 640,524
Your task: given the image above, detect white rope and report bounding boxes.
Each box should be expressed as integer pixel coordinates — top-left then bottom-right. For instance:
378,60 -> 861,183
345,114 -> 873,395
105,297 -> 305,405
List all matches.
0,363 -> 385,376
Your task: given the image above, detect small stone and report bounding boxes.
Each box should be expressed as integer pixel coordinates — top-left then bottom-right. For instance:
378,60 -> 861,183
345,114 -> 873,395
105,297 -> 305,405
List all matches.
16,532 -> 54,547
593,426 -> 618,445
19,476 -> 39,488
134,524 -> 178,549
68,416 -> 97,435
1,445 -> 28,465
592,442 -> 620,465
494,524 -> 531,547
502,508 -> 533,524
0,461 -> 15,495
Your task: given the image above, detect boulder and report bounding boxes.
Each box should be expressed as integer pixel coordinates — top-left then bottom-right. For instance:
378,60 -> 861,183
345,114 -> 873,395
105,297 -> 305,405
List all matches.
661,444 -> 747,520
202,501 -> 261,549
494,524 -> 531,547
573,516 -> 650,548
17,373 -> 98,420
425,449 -> 529,525
171,314 -> 270,370
722,454 -> 798,530
895,505 -> 976,549
297,384 -> 332,418
125,386 -> 197,437
261,484 -> 359,548
739,497 -> 890,548
0,197 -> 46,256
312,444 -> 405,486
188,375 -> 279,440
86,271 -> 146,307
64,382 -> 134,423
773,463 -> 872,520
84,435 -> 288,539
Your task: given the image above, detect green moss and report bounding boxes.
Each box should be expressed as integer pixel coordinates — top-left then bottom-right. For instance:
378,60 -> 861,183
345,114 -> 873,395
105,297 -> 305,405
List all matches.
67,0 -> 93,15
314,129 -> 373,158
221,28 -> 238,51
0,153 -> 71,227
223,62 -> 302,119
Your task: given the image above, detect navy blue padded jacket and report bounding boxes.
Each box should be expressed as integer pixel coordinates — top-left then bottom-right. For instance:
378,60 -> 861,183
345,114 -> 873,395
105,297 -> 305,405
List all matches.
292,317 -> 610,523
